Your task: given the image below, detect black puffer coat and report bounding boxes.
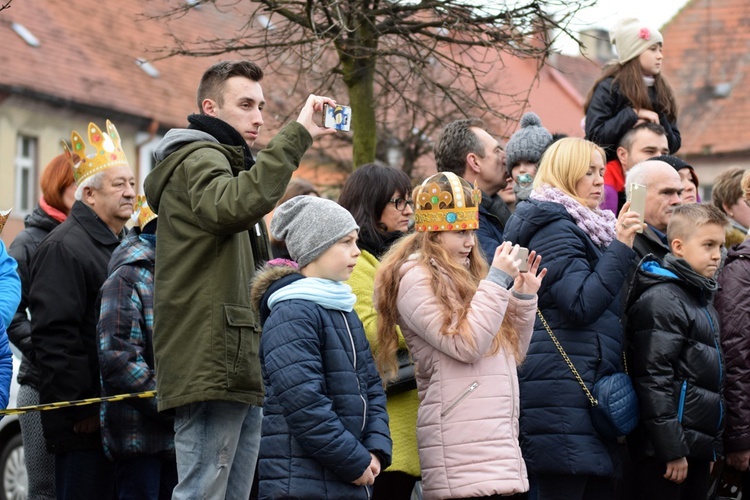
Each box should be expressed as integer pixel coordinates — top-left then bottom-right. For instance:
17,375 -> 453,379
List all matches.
7,205 -> 61,388
585,77 -> 681,161
625,255 -> 724,462
716,240 -> 750,454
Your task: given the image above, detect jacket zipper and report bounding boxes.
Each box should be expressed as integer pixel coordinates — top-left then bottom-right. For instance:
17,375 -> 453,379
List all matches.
677,380 -> 687,423
702,308 -> 724,429
342,312 -> 367,432
441,381 -> 479,417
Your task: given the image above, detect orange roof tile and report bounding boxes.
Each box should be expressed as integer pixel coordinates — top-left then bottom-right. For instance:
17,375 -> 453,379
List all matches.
661,0 -> 750,155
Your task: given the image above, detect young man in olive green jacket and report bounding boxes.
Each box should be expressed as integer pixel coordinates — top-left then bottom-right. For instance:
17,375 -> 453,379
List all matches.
144,60 -> 335,500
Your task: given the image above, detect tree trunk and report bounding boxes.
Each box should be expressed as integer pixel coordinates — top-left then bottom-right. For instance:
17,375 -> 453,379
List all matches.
337,25 -> 378,169
343,56 -> 377,168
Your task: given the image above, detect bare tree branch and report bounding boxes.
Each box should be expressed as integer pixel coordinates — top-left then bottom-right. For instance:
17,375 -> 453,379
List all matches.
146,0 -> 594,171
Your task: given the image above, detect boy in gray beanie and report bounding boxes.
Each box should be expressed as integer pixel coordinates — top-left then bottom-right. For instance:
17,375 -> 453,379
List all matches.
270,196 -> 359,268
505,112 -> 553,202
251,195 -> 392,498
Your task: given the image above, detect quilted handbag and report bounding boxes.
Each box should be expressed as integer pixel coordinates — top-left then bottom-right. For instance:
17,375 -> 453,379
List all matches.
590,372 -> 639,440
537,309 -> 639,440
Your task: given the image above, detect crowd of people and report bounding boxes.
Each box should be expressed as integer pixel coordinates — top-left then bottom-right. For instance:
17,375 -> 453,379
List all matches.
0,15 -> 748,500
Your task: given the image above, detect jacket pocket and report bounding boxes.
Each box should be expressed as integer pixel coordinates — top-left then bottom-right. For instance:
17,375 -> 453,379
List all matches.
223,304 -> 261,391
441,381 -> 479,417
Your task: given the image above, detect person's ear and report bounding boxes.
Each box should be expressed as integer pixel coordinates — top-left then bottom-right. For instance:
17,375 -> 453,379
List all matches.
670,237 -> 684,257
722,201 -> 734,217
616,146 -> 628,168
82,186 -> 96,206
201,98 -> 218,117
466,153 -> 482,174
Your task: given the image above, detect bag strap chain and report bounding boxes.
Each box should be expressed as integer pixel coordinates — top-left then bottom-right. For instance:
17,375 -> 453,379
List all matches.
537,309 -> 599,407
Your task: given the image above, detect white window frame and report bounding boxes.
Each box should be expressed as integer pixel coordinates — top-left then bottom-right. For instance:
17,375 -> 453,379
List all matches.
14,135 -> 38,216
136,132 -> 163,194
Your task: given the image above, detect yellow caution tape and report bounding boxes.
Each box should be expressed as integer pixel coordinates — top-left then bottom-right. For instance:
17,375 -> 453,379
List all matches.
0,390 -> 157,416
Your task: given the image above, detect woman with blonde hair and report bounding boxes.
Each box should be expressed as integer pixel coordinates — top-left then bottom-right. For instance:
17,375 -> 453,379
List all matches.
503,138 -> 643,499
374,172 -> 546,499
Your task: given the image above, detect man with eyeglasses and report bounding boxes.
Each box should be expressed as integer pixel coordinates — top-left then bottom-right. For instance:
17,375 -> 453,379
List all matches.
434,118 -> 512,262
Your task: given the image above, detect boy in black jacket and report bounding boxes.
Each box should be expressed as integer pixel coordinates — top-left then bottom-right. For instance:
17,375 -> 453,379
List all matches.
625,203 -> 727,500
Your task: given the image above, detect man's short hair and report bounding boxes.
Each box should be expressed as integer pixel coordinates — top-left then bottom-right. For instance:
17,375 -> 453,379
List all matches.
711,167 -> 746,213
196,61 -> 264,112
667,203 -> 728,245
618,122 -> 667,152
434,118 -> 486,176
74,171 -> 106,201
742,170 -> 750,200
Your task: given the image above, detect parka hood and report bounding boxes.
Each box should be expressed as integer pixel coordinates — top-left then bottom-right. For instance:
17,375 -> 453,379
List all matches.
107,230 -> 155,276
144,129 -> 240,213
625,253 -> 718,313
24,205 -> 59,233
726,239 -> 750,265
503,198 -> 572,248
250,262 -> 304,326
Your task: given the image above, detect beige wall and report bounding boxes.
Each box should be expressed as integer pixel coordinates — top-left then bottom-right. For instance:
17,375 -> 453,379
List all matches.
1,96 -> 143,245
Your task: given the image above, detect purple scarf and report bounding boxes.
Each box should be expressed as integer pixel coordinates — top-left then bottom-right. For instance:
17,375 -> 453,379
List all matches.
531,185 -> 616,247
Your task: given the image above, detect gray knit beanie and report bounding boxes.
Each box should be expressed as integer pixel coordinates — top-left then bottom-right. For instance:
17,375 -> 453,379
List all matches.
505,112 -> 553,178
610,18 -> 663,64
270,196 -> 359,268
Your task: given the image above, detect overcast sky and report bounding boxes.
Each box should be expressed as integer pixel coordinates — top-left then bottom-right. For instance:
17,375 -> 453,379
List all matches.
557,0 -> 692,54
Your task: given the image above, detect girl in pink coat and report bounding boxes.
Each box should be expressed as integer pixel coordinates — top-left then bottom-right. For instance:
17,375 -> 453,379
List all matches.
374,172 -> 546,500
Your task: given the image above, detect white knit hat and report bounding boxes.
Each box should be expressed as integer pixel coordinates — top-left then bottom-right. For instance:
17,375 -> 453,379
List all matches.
610,18 -> 663,64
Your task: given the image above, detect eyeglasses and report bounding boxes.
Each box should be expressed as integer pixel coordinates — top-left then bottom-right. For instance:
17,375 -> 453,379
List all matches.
388,198 -> 415,211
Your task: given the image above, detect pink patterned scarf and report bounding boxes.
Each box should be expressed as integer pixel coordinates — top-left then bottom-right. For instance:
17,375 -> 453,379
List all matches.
530,185 -> 616,247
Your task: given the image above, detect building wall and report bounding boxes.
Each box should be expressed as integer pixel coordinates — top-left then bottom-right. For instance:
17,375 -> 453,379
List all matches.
1,97 -> 144,245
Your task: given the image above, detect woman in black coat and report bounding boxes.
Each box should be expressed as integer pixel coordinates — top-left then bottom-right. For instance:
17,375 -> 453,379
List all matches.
504,138 -> 641,500
8,153 -> 76,499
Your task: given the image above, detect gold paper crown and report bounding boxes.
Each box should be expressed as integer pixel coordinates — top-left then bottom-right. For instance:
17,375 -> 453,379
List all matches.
62,120 -> 129,185
414,172 -> 481,232
0,208 -> 10,235
134,195 -> 157,229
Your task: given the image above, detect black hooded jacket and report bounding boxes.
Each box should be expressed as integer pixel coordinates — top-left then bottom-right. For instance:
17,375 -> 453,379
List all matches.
7,205 -> 61,388
624,254 -> 724,462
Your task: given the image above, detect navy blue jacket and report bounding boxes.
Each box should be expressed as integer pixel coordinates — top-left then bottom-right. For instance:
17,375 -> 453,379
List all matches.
252,266 -> 392,499
477,193 -> 512,262
504,199 -> 635,476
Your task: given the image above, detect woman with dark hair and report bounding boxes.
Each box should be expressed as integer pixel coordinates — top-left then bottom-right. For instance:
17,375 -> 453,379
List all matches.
339,163 -> 419,499
8,153 -> 77,499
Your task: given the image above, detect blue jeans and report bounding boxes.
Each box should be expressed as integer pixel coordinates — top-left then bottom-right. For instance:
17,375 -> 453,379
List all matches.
115,454 -> 178,500
55,448 -> 115,500
172,401 -> 262,500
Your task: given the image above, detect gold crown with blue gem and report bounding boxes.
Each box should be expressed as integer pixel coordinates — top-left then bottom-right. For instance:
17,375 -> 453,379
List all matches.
413,172 -> 481,232
62,120 -> 129,185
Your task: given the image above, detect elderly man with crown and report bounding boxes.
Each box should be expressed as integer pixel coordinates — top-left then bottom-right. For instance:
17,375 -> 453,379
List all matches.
28,120 -> 136,498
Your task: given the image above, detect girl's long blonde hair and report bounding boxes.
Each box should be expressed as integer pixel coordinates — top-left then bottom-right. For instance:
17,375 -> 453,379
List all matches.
374,231 -> 521,382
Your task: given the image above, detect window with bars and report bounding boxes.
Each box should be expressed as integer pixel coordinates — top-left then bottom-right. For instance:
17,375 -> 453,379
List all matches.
15,135 -> 38,215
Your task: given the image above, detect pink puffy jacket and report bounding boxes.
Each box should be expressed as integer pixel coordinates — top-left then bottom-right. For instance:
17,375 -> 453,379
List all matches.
396,260 -> 536,500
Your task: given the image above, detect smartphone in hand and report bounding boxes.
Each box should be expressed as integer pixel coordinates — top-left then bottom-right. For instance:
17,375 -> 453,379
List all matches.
516,247 -> 529,272
628,183 -> 646,234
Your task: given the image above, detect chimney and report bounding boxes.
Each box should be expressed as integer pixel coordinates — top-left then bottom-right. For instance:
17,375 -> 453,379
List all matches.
579,28 -> 615,63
